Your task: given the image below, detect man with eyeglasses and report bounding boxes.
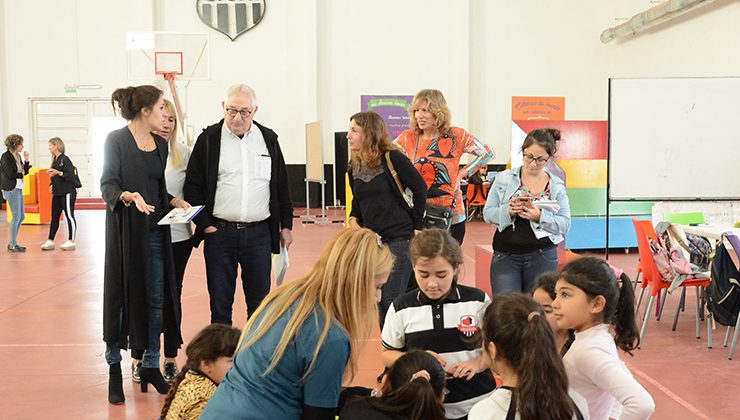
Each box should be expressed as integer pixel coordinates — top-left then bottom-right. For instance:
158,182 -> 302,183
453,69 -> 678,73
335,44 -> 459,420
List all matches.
184,84 -> 294,325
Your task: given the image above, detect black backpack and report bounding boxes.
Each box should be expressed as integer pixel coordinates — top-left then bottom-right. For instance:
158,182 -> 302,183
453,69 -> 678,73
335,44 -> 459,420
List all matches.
707,242 -> 740,327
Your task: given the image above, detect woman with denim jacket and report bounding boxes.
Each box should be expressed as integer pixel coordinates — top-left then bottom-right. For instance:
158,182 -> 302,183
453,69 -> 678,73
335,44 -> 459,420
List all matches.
483,128 -> 570,294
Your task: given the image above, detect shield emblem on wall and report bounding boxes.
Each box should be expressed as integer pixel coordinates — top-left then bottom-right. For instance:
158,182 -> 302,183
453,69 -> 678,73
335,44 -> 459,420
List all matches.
196,0 -> 266,41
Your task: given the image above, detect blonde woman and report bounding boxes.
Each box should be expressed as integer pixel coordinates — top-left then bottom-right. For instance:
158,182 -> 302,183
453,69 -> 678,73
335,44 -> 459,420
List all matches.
42,137 -> 78,251
131,99 -> 193,384
201,228 -> 394,420
396,89 -> 494,245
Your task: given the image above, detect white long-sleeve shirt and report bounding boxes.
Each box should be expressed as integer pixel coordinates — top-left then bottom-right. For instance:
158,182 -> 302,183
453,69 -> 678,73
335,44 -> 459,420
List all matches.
468,386 -> 590,420
563,324 -> 655,420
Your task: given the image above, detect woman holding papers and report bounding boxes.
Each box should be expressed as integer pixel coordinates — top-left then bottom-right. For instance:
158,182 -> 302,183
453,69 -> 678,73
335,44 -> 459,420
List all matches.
483,128 -> 570,294
101,85 -> 190,404
131,99 -> 194,385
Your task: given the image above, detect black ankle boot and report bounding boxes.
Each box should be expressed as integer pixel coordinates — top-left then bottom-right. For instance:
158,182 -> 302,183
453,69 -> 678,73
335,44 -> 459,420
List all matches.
108,363 -> 125,405
139,367 -> 170,394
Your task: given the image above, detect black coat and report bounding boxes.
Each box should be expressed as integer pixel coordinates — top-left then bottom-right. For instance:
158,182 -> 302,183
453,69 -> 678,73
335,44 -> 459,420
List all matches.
184,119 -> 294,254
100,126 -> 180,351
0,150 -> 31,192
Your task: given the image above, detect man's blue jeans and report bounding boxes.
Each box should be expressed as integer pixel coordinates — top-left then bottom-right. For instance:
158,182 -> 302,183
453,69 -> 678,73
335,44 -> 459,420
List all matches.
204,221 -> 272,325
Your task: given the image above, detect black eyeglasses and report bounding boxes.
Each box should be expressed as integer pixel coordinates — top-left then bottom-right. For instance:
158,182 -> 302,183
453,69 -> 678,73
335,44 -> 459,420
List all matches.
225,107 -> 253,118
523,153 -> 549,165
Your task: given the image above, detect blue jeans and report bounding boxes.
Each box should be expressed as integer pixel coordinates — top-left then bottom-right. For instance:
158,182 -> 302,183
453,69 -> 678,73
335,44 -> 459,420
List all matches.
204,221 -> 272,325
490,247 -> 558,295
2,188 -> 25,247
106,230 -> 165,368
379,239 -> 412,328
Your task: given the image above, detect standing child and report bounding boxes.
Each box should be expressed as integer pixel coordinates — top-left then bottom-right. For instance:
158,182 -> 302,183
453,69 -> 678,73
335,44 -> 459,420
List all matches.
382,228 -> 496,419
160,324 -> 241,420
532,271 -> 575,355
553,257 -> 655,420
469,293 -> 589,420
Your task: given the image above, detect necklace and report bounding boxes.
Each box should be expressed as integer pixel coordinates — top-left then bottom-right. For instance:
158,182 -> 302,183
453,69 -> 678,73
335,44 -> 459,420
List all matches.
129,122 -> 154,151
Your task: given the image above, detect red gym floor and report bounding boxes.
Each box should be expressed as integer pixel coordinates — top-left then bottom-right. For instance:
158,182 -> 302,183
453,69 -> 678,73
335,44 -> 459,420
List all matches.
1,209 -> 737,419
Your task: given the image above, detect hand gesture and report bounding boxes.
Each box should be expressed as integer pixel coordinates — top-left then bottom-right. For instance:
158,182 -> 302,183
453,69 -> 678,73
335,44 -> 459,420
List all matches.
130,192 -> 155,215
170,197 -> 191,209
23,150 -> 30,161
425,350 -> 447,369
517,202 -> 541,221
280,228 -> 294,250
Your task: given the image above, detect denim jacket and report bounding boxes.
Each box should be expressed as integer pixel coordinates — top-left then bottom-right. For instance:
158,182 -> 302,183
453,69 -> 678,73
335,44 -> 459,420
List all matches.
482,167 -> 571,244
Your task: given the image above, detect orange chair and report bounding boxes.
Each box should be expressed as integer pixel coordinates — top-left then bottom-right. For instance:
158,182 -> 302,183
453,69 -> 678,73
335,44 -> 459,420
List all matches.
466,183 -> 488,220
633,218 -> 711,348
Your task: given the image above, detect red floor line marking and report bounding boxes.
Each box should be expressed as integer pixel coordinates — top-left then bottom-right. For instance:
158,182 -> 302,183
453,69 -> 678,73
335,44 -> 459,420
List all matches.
625,361 -> 710,419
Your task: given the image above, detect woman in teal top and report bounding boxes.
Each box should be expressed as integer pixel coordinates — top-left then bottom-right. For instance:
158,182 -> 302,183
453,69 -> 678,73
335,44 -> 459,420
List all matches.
201,228 -> 394,420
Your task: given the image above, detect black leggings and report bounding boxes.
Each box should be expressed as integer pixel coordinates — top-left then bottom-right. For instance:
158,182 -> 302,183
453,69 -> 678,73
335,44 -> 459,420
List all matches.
49,192 -> 77,241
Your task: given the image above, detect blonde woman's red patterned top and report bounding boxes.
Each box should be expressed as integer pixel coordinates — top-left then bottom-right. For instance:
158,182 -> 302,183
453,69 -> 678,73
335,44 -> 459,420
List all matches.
396,127 -> 494,222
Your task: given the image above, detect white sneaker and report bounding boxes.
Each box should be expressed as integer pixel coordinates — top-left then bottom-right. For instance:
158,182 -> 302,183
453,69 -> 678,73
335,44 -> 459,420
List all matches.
60,240 -> 76,251
41,240 -> 55,251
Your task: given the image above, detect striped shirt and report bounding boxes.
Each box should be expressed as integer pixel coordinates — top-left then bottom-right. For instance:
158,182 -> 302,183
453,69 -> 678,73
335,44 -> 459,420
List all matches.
381,285 -> 495,419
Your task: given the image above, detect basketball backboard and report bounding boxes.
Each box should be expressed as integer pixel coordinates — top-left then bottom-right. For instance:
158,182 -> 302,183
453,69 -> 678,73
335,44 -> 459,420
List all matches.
126,32 -> 210,81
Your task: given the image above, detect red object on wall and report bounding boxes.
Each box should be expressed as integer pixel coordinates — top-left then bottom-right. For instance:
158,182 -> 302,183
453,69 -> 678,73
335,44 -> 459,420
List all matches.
514,120 -> 608,160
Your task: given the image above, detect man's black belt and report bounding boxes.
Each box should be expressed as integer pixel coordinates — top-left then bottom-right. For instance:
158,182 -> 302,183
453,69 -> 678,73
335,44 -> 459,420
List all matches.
212,217 -> 268,229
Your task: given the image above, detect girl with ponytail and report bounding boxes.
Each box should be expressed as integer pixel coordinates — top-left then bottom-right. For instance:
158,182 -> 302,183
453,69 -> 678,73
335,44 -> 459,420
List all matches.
160,324 -> 241,419
340,350 -> 446,420
553,257 -> 655,419
470,294 -> 589,420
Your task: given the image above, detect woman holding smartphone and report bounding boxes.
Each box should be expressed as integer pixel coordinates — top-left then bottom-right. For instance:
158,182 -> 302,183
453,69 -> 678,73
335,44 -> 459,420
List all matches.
483,128 -> 571,294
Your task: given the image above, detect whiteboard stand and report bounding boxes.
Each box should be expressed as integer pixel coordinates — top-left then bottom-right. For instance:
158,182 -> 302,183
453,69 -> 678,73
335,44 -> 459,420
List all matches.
301,178 -> 331,225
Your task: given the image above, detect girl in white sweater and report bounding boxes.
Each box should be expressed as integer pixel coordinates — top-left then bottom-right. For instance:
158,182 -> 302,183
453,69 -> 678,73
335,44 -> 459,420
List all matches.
553,257 -> 655,420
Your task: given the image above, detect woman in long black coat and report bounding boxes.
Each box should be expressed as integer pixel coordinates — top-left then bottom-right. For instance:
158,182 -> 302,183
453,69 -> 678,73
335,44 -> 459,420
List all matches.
101,85 -> 190,404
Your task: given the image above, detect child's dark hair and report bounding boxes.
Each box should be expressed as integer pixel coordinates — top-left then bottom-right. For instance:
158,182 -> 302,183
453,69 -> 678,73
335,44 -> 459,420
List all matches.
160,324 -> 241,418
558,257 -> 639,354
111,85 -> 162,120
365,350 -> 446,420
410,228 -> 463,272
521,128 -> 560,157
482,293 -> 574,420
534,271 -> 559,300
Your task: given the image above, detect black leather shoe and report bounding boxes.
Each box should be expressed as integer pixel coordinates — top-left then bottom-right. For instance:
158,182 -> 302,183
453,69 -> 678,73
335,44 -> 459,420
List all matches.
139,367 -> 170,394
108,363 -> 125,405
163,362 -> 178,383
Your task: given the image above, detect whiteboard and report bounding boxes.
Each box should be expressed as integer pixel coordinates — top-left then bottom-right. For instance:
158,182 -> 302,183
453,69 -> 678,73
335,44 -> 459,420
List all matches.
609,77 -> 740,201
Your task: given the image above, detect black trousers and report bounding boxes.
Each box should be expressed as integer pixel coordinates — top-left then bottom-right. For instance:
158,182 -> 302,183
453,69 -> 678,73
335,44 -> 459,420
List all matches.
48,192 -> 77,240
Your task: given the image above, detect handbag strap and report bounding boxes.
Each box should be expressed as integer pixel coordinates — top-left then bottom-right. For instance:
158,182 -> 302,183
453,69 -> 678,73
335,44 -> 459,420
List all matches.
385,151 -> 405,197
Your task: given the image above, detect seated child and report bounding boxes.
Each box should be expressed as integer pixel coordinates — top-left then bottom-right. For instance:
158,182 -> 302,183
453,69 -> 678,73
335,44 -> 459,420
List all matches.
381,228 -> 496,419
469,293 -> 589,420
532,271 -> 575,355
160,324 -> 241,420
340,350 -> 446,420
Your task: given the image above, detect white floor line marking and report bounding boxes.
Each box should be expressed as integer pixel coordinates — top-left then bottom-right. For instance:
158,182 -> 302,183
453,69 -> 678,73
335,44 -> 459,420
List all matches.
625,361 -> 710,419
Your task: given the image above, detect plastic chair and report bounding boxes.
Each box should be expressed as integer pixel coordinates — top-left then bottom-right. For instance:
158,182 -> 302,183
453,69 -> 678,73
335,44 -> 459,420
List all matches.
631,220 -> 650,314
466,183 -> 488,220
633,218 -> 711,348
721,232 -> 740,360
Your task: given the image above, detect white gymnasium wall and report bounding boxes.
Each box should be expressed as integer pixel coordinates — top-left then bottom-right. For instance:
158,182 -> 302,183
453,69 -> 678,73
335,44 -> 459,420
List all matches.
2,1 -> 740,165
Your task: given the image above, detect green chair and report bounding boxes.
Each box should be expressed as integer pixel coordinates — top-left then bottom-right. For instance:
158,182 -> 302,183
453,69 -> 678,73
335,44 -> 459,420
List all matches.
664,212 -> 705,225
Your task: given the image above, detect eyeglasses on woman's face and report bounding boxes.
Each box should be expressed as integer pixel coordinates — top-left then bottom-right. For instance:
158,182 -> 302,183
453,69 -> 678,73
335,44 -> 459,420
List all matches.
522,153 -> 549,165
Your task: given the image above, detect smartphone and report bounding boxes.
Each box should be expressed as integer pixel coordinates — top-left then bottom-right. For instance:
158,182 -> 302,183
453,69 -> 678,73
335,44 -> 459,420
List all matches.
518,196 -> 531,204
